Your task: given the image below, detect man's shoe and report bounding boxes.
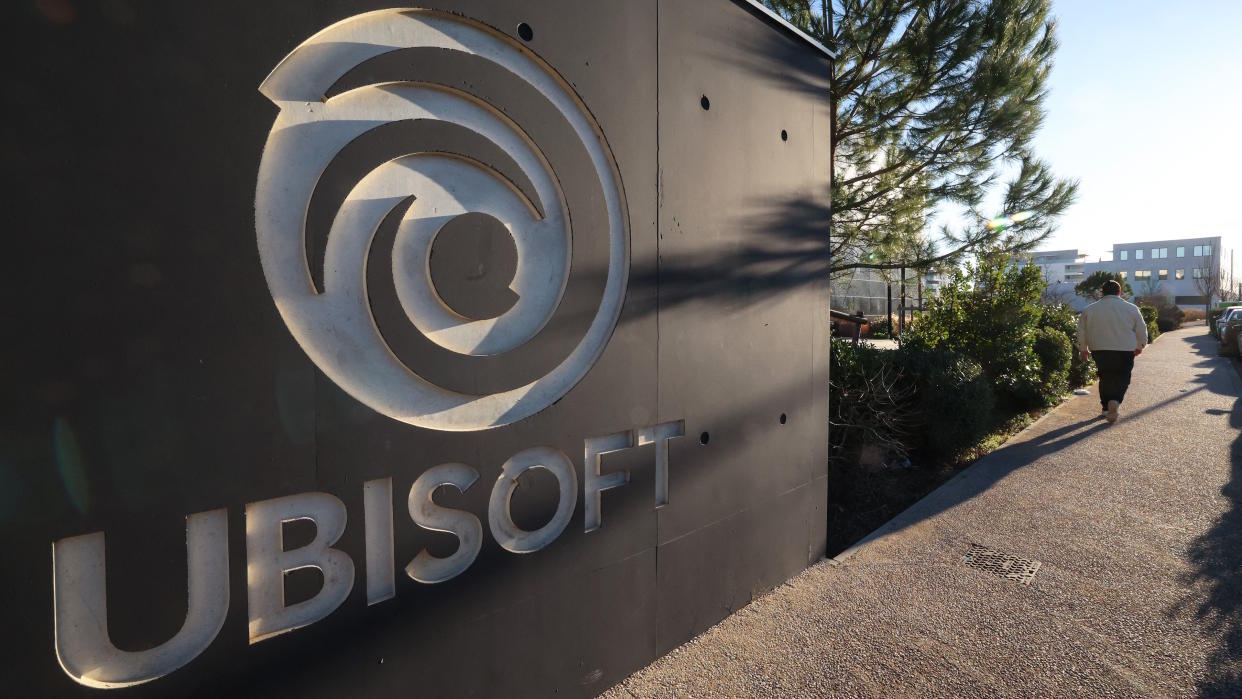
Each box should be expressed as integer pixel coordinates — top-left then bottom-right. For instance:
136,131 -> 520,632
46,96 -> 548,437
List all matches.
1105,400 -> 1119,423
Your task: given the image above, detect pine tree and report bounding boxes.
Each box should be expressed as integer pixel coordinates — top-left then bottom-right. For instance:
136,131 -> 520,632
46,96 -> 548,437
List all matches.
762,0 -> 1078,275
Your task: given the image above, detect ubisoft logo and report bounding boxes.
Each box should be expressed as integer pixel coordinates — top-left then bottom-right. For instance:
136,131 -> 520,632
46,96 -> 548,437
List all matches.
254,9 -> 629,431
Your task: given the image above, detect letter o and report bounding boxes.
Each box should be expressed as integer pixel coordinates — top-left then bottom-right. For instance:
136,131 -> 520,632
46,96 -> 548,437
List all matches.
488,446 -> 577,553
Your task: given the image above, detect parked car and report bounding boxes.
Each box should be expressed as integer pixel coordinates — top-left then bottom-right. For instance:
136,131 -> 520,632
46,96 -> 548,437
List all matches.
1220,310 -> 1242,354
1216,307 -> 1242,340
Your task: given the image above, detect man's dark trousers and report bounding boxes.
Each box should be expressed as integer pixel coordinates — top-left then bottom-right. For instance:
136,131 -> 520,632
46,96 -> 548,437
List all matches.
1093,350 -> 1135,410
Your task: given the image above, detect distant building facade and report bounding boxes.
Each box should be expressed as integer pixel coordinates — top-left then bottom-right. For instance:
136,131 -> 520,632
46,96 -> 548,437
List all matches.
1023,248 -> 1089,285
1019,236 -> 1234,310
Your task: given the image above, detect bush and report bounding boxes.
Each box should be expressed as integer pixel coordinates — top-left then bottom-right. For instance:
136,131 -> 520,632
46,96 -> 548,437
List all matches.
829,338 -> 998,462
1153,303 -> 1184,333
1183,308 -> 1206,323
867,316 -> 894,339
828,339 -> 914,466
1033,327 -> 1072,405
896,347 -> 996,456
1140,305 -> 1160,342
904,252 -> 1045,408
1039,304 -> 1095,389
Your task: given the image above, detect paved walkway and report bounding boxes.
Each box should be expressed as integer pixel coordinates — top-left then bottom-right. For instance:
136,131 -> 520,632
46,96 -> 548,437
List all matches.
606,327 -> 1242,698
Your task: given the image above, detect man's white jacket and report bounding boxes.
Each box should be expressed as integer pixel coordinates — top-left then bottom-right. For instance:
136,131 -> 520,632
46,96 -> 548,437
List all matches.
1076,295 -> 1148,353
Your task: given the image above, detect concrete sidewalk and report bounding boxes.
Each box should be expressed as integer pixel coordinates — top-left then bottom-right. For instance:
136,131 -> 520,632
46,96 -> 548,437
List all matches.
606,327 -> 1242,698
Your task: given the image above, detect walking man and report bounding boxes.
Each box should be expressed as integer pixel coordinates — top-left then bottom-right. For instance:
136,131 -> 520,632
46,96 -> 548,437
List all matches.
1076,279 -> 1148,423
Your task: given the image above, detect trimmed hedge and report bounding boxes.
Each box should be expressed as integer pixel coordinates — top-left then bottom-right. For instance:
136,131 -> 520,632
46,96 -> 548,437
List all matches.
896,346 -> 996,457
1039,303 -> 1095,389
1033,326 -> 1072,405
1156,305 -> 1185,332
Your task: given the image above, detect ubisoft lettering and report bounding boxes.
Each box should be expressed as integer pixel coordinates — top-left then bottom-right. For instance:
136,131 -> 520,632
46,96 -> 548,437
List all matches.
51,421 -> 684,688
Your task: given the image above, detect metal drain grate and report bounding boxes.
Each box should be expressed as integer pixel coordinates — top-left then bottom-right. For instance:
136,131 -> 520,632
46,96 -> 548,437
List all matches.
962,544 -> 1041,585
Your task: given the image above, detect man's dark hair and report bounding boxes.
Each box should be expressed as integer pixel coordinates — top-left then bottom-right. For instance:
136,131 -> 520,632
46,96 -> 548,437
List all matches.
1102,279 -> 1122,296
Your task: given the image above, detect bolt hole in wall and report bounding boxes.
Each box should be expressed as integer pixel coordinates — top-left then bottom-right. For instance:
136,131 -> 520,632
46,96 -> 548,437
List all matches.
779,413 -> 787,424
517,22 -> 533,42
699,431 -> 710,445
700,95 -> 710,111
781,129 -> 788,141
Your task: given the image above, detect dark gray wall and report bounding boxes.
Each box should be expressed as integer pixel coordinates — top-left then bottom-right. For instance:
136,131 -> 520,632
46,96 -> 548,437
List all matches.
0,1 -> 830,695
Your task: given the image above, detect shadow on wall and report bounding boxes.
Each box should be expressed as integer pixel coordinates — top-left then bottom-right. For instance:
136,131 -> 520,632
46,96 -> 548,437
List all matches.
632,196 -> 831,317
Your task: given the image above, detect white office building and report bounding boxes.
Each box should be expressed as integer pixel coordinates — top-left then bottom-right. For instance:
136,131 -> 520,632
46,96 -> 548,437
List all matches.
1022,236 -> 1234,310
1020,248 -> 1089,285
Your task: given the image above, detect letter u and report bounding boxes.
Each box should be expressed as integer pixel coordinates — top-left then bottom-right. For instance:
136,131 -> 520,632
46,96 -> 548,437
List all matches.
52,509 -> 229,688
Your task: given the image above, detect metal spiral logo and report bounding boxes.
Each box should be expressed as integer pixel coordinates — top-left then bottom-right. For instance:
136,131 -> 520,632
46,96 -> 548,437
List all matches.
255,9 -> 629,432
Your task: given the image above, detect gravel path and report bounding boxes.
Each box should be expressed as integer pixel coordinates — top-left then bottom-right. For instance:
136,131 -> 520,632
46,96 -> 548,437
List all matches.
606,327 -> 1242,698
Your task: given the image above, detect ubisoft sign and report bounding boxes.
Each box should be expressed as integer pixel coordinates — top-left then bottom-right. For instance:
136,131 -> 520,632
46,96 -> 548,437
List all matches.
50,10 -> 685,689
255,8 -> 630,431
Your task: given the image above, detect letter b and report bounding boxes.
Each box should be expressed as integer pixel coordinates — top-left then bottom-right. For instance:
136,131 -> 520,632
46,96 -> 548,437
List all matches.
246,492 -> 354,644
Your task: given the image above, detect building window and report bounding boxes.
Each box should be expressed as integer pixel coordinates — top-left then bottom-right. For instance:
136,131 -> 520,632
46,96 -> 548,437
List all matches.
1136,250 -> 1144,260
1119,250 -> 1128,261
1159,269 -> 1168,280
1177,247 -> 1185,257
1119,271 -> 1127,279
1194,244 -> 1214,257
1176,269 -> 1185,280
1135,270 -> 1151,280
1193,268 -> 1204,279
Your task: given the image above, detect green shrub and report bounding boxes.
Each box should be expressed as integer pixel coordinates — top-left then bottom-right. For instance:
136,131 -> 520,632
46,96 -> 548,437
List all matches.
903,252 -> 1045,408
867,316 -> 893,339
1156,304 -> 1184,332
1140,305 -> 1160,342
895,347 -> 996,456
1032,327 -> 1072,405
1038,303 -> 1095,388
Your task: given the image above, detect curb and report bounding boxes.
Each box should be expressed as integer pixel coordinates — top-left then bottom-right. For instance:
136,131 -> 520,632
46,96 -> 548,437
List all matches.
830,390 -> 1084,565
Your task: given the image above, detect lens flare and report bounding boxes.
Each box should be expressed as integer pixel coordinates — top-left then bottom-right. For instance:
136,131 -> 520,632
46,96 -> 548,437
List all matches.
53,417 -> 90,514
985,210 -> 1036,230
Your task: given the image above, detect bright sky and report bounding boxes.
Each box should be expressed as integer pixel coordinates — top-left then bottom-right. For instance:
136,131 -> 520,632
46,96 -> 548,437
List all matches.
1031,0 -> 1242,261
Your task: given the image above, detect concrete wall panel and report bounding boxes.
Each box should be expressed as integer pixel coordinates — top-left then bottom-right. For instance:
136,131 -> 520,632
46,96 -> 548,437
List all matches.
0,1 -> 829,695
